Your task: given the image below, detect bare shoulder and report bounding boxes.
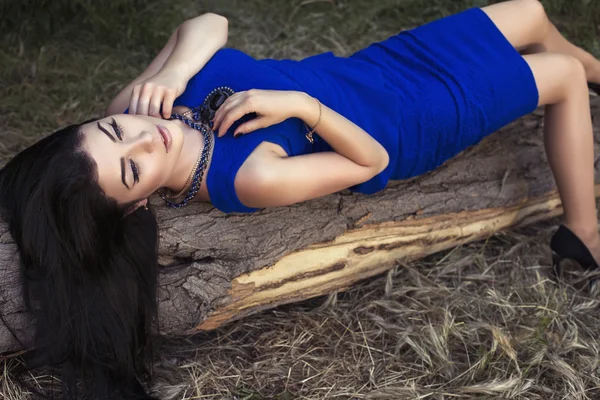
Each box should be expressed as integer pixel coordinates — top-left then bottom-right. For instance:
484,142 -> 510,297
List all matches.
237,141 -> 289,178
234,141 -> 287,206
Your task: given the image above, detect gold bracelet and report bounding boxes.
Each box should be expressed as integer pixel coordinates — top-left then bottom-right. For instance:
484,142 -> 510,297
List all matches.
304,97 -> 322,144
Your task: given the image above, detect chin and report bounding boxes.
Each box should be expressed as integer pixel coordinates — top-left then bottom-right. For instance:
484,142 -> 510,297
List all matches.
169,129 -> 183,153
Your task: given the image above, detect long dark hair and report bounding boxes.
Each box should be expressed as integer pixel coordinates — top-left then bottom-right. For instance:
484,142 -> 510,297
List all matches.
0,122 -> 160,399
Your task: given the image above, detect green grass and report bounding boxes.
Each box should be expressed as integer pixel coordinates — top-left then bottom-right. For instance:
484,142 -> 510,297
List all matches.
0,0 -> 598,165
1,0 -> 600,398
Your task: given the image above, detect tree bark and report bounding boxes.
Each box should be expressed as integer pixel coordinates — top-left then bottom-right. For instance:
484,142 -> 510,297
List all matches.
1,99 -> 599,354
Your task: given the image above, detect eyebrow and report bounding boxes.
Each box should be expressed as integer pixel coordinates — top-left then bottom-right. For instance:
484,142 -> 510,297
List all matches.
97,121 -> 115,142
97,121 -> 128,189
120,158 -> 129,189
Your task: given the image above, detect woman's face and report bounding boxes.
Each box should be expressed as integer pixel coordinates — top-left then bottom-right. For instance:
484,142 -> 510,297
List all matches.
80,114 -> 185,205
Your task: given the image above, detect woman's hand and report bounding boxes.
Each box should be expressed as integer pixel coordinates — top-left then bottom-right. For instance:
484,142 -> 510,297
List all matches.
106,13 -> 227,117
211,90 -> 307,137
128,68 -> 188,119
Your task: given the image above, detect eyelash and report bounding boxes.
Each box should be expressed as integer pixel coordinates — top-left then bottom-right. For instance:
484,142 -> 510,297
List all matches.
130,160 -> 140,183
110,118 -> 124,140
110,118 -> 140,183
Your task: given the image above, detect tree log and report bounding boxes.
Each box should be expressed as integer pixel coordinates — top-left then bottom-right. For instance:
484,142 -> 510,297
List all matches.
1,99 -> 599,354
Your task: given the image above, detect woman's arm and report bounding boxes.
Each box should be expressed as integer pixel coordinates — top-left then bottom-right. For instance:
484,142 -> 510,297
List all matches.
236,150 -> 388,208
211,90 -> 390,208
105,13 -> 228,117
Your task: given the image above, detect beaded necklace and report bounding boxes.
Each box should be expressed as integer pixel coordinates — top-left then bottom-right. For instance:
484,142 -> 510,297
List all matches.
159,86 -> 235,209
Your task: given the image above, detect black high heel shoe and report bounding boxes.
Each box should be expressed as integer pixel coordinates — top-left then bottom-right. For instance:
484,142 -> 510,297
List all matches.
589,82 -> 600,96
550,225 -> 600,286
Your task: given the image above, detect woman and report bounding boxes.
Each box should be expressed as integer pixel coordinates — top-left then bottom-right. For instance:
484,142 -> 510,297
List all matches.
2,1 -> 600,398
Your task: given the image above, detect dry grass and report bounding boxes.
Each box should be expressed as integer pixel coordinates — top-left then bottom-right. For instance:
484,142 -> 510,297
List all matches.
8,221 -> 600,399
147,221 -> 600,399
1,0 -> 600,399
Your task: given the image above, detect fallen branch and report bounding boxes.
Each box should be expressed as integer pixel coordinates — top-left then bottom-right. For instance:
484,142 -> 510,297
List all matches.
1,99 -> 598,353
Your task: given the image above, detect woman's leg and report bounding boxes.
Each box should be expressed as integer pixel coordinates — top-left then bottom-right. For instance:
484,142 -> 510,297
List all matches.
481,0 -> 600,84
522,52 -> 600,262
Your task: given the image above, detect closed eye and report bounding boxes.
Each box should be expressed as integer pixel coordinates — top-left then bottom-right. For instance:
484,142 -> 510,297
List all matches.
130,160 -> 140,183
110,118 -> 124,140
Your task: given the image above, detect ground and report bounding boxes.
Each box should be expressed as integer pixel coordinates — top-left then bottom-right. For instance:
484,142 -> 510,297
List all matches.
1,0 -> 600,398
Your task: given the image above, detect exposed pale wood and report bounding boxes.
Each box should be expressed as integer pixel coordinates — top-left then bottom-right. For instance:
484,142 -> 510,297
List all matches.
0,99 -> 599,354
196,187 -> 600,330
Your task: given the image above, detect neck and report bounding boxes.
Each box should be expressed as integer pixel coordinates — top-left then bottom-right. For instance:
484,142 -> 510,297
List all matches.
164,119 -> 205,194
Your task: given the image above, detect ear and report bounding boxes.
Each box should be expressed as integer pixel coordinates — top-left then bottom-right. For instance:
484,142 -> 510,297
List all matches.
123,198 -> 149,217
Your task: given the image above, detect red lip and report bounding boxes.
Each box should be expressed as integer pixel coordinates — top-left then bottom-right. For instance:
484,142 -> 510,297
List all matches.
156,125 -> 172,153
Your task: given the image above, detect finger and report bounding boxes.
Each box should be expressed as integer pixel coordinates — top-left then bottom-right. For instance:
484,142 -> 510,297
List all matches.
162,89 -> 176,119
218,104 -> 252,137
212,94 -> 243,129
233,118 -> 266,137
148,88 -> 164,118
213,98 -> 244,132
213,103 -> 235,132
213,91 -> 247,123
129,85 -> 141,115
137,83 -> 154,116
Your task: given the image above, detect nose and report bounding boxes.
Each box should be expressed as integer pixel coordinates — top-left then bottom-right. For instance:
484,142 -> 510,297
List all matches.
126,130 -> 155,155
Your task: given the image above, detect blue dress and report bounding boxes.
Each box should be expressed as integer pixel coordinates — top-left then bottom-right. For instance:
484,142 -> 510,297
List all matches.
169,8 -> 539,213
